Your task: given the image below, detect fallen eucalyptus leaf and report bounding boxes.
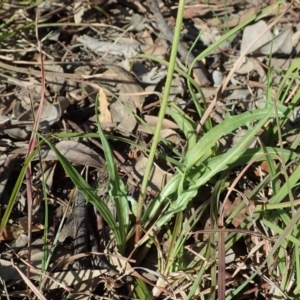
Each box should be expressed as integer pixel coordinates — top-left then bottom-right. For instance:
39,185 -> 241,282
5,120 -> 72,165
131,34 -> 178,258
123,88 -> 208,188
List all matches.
241,20 -> 293,55
133,155 -> 172,191
40,141 -> 105,168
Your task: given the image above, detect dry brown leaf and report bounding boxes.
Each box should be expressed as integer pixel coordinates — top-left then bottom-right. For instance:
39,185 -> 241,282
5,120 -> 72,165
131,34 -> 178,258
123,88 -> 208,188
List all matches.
40,141 -> 104,168
207,7 -> 256,27
254,161 -> 273,177
98,87 -> 112,127
107,65 -> 145,111
110,99 -> 137,136
133,155 -> 172,191
0,216 -> 44,241
43,64 -> 65,94
13,97 -> 69,130
183,6 -> 211,18
143,115 -> 178,129
137,126 -> 181,145
235,57 -> 255,74
160,128 -> 181,145
103,65 -> 145,135
223,195 -> 256,228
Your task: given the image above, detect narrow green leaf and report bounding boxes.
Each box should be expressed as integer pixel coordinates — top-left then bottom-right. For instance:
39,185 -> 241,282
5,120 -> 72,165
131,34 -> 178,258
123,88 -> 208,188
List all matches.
95,96 -> 129,254
37,134 -> 122,248
0,148 -> 36,230
185,106 -> 288,171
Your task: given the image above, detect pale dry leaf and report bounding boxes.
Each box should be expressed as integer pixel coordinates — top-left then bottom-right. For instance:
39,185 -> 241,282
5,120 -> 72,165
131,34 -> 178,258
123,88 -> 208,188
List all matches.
108,251 -> 133,275
16,78 -> 50,107
143,115 -> 178,129
43,63 -> 65,94
77,35 -> 140,58
3,128 -> 28,140
235,58 -> 255,74
141,43 -> 167,57
42,163 -> 56,191
12,233 -> 28,248
133,155 -> 172,191
223,196 -> 256,228
0,154 -> 7,165
129,13 -> 147,31
260,26 -> 293,55
111,35 -> 141,47
0,114 -> 10,125
40,141 -> 104,168
1,259 -> 108,291
110,99 -> 136,136
0,258 -> 113,290
162,74 -> 185,102
241,20 -> 272,55
140,28 -> 155,47
107,65 -> 145,110
197,87 -> 218,99
0,258 -> 44,284
55,96 -> 70,117
233,128 -> 257,148
160,128 -> 182,145
141,66 -> 167,84
212,70 -> 223,87
104,65 -> 145,135
77,34 -> 165,61
183,5 -> 212,18
13,98 -> 67,130
226,89 -> 253,110
0,139 -> 12,151
42,269 -> 109,290
269,58 -> 292,70
38,99 -> 61,127
241,21 -> 293,55
292,28 -> 300,50
248,58 -> 267,83
73,2 -> 85,24
137,126 -> 181,144
98,87 -> 112,126
207,6 -> 281,28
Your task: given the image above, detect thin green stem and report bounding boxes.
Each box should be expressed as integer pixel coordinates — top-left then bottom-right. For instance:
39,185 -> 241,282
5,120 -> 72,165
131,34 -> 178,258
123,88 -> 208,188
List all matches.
135,0 -> 186,243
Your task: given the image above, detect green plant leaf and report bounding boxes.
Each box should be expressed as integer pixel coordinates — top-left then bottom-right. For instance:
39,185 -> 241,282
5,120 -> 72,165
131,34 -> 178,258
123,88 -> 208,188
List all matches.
37,134 -> 122,248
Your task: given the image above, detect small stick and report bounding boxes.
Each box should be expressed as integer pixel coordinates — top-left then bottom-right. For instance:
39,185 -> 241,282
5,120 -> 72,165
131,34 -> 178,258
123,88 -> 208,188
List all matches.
73,190 -> 90,269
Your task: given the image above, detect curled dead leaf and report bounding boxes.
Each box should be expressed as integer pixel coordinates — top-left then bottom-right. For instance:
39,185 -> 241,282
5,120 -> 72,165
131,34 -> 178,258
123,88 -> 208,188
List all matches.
13,97 -> 69,130
98,87 -> 112,127
133,155 -> 172,191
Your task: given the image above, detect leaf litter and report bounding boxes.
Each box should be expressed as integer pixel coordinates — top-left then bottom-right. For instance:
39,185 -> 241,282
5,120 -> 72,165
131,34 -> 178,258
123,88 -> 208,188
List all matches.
0,0 -> 300,299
